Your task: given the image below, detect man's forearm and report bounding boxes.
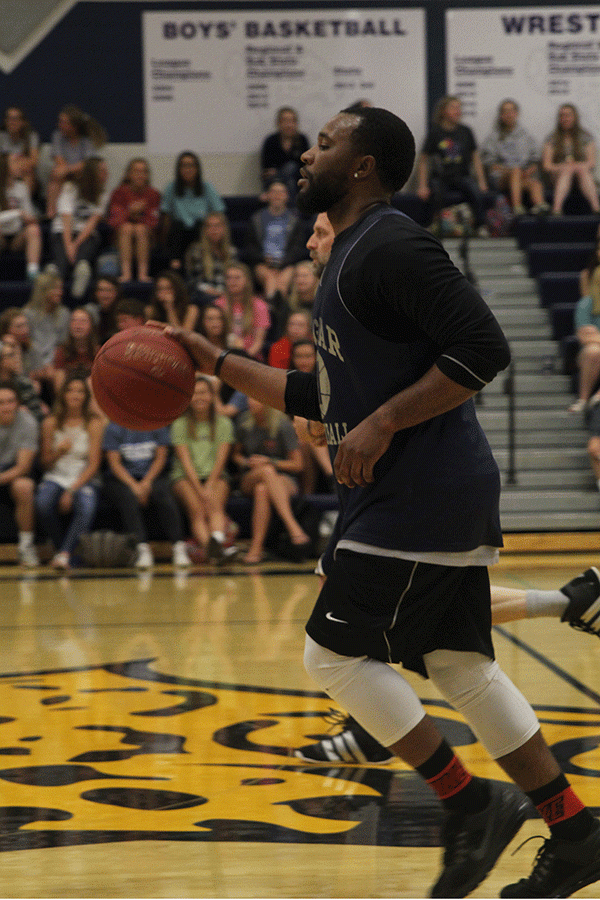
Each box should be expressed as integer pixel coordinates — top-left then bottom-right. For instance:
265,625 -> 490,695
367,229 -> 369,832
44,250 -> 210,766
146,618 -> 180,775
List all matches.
374,364 -> 476,435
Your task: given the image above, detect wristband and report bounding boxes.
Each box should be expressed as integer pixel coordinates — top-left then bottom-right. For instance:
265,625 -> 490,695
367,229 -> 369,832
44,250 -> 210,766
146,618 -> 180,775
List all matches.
214,349 -> 233,379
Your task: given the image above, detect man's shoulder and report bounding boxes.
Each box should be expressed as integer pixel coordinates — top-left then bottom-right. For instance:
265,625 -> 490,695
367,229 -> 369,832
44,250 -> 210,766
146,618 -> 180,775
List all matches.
363,208 -> 440,248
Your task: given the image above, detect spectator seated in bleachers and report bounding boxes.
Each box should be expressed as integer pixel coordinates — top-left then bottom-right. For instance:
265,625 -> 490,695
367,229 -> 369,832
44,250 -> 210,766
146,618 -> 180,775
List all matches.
241,180 -> 308,311
196,302 -> 239,351
285,260 -> 319,314
184,211 -> 238,306
0,106 -> 40,199
0,335 -> 47,422
52,306 -> 99,394
84,275 -> 121,344
416,95 -> 492,237
480,98 -> 548,217
101,420 -> 191,570
541,103 -> 600,216
159,151 -> 225,272
569,264 -> 600,413
45,105 -> 107,219
0,380 -> 39,565
580,229 -> 600,297
107,157 -> 161,283
170,374 -> 238,564
0,150 -> 42,281
144,269 -> 199,331
232,397 -> 310,564
260,106 -> 310,199
268,309 -> 312,370
50,156 -> 109,301
288,338 -> 334,497
113,296 -> 146,332
215,262 -> 270,360
35,372 -> 104,570
0,307 -> 46,387
24,270 -> 70,404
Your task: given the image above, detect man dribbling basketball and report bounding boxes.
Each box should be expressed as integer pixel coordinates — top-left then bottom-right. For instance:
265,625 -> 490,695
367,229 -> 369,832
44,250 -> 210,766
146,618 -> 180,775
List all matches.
161,106 -> 600,899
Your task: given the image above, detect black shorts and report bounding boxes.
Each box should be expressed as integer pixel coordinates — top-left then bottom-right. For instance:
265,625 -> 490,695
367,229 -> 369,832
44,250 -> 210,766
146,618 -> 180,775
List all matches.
305,549 -> 494,678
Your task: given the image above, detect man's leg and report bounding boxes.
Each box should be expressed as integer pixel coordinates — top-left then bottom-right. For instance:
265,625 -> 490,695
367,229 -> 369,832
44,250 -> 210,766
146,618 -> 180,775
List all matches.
304,636 -> 530,898
425,649 -> 600,898
295,570 -> 600,764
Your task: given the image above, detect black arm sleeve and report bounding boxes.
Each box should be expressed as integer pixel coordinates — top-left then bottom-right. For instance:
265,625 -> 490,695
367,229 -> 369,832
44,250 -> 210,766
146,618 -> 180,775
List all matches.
339,221 -> 510,390
284,370 -> 321,421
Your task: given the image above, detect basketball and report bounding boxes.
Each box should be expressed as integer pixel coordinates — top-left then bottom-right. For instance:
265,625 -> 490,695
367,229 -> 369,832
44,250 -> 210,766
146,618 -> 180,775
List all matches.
91,326 -> 196,430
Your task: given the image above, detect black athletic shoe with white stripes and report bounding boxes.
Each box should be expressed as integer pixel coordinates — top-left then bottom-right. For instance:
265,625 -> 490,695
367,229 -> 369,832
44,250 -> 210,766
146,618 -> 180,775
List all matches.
560,567 -> 600,637
294,711 -> 395,764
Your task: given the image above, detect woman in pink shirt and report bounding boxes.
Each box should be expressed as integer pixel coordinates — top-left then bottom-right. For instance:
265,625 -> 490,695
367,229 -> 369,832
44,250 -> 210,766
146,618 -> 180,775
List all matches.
108,158 -> 161,283
215,262 -> 270,359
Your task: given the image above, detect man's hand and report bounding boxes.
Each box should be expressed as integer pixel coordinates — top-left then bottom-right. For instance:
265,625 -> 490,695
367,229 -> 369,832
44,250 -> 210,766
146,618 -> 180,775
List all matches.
148,323 -> 218,375
334,412 -> 394,488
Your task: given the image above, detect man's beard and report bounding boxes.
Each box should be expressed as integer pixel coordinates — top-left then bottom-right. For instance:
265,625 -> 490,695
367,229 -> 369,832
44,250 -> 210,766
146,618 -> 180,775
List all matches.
296,173 -> 346,217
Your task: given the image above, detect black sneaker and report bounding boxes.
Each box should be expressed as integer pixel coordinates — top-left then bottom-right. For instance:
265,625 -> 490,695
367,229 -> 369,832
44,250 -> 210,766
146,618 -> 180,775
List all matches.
560,567 -> 600,636
294,711 -> 395,764
500,820 -> 600,897
430,780 -> 530,898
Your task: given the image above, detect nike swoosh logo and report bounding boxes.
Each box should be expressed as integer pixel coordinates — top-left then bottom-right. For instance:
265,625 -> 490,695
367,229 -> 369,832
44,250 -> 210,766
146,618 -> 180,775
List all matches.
325,611 -> 349,624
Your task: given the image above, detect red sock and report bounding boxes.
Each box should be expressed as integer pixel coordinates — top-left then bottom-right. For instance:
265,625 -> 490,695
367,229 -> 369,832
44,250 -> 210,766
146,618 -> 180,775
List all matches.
528,775 -> 594,840
417,740 -> 489,812
426,755 -> 473,801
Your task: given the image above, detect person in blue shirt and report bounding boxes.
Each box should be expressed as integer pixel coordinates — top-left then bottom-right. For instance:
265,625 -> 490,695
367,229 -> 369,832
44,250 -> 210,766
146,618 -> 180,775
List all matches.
102,423 -> 190,569
155,106 -> 600,900
160,151 -> 225,272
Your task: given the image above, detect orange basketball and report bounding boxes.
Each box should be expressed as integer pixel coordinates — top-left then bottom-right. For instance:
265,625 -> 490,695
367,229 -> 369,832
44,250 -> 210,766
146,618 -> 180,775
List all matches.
91,326 -> 196,430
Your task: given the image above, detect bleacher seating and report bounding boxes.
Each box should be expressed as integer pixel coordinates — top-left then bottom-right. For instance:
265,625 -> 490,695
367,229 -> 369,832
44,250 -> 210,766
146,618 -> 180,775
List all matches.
527,242 -> 594,278
0,280 -> 33,309
513,214 -> 599,249
537,272 -> 580,308
549,302 -> 577,342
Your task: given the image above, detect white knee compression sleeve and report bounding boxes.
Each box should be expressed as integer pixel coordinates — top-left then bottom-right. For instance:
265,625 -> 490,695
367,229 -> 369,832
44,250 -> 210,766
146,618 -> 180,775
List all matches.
424,649 -> 539,759
304,634 -> 425,747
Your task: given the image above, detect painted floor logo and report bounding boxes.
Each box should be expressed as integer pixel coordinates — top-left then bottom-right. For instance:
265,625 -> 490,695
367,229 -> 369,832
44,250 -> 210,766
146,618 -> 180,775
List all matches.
0,659 -> 598,852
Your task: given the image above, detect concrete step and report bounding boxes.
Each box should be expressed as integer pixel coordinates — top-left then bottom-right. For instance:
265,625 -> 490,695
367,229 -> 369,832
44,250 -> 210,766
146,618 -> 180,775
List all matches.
485,296 -> 542,310
501,327 -> 553,341
478,393 -> 574,409
499,490 -> 599,513
493,307 -> 549,327
493,447 -> 589,470
499,470 -> 594,489
483,373 -> 570,394
478,408 -> 582,427
500,510 -> 600,531
486,429 -> 586,448
478,276 -> 539,296
509,339 -> 558,357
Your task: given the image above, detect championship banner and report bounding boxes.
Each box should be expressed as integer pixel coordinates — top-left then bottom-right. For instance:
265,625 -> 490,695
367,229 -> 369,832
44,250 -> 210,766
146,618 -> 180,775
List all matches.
446,7 -> 600,147
142,8 -> 427,154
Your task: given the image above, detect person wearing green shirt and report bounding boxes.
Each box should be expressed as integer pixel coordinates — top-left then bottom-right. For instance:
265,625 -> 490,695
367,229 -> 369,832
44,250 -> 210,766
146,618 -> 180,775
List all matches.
171,375 -> 237,563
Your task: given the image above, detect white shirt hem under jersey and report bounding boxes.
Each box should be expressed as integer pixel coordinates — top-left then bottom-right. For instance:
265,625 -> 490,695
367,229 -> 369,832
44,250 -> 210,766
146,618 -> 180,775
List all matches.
336,539 -> 499,567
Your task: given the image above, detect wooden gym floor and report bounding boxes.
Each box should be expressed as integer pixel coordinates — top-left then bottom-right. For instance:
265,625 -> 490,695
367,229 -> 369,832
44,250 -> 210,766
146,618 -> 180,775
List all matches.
0,536 -> 599,899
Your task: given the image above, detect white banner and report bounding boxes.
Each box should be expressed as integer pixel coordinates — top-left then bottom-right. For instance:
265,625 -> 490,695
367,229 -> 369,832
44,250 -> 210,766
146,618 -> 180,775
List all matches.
143,8 -> 426,155
446,7 -> 600,151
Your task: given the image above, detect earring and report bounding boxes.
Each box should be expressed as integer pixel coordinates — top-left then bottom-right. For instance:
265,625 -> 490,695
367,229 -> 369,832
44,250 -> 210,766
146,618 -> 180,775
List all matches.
354,172 -> 359,178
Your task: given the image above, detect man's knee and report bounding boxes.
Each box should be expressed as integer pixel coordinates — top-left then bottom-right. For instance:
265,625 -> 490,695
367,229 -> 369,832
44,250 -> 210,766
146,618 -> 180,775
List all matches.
303,634 -> 361,692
